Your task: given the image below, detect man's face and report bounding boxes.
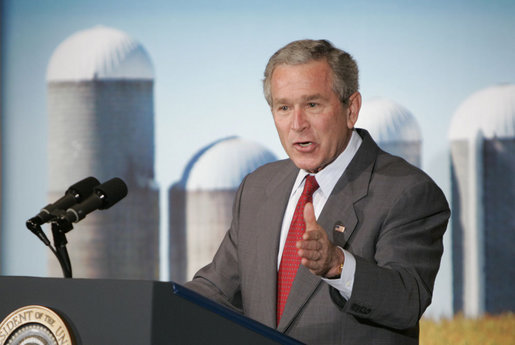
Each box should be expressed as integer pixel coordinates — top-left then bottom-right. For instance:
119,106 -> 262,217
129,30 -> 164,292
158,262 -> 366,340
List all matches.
270,60 -> 360,173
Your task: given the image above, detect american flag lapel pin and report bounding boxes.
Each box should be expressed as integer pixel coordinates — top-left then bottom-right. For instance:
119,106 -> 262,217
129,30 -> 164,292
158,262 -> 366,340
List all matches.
334,223 -> 345,233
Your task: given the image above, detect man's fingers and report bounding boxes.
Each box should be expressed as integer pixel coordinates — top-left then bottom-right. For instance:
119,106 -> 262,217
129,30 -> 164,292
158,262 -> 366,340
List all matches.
302,229 -> 321,241
301,257 -> 326,275
298,248 -> 320,260
301,257 -> 319,268
297,238 -> 321,250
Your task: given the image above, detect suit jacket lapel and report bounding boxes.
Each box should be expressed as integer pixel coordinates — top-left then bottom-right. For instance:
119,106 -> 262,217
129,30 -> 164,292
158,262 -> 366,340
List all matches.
252,161 -> 298,328
321,130 -> 377,247
277,264 -> 323,331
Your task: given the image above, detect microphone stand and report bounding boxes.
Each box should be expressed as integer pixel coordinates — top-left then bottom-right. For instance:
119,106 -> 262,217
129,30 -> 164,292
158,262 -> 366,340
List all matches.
50,219 -> 74,278
25,218 -> 73,278
42,207 -> 74,278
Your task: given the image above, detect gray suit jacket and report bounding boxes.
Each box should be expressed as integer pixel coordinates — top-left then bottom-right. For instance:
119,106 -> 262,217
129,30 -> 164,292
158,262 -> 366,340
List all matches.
185,129 -> 450,344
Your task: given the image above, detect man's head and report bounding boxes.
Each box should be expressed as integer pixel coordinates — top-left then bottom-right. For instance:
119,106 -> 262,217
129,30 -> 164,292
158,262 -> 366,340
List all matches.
264,39 -> 362,173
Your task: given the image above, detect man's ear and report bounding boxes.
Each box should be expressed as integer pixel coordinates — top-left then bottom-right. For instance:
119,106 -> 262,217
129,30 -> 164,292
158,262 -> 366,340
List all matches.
347,92 -> 361,128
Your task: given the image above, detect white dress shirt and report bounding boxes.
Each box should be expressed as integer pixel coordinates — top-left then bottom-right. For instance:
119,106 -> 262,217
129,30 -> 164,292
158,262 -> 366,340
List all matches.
277,130 -> 362,299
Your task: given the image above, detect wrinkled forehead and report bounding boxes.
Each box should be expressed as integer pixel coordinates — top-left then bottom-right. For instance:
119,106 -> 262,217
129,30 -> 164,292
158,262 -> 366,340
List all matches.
270,61 -> 335,98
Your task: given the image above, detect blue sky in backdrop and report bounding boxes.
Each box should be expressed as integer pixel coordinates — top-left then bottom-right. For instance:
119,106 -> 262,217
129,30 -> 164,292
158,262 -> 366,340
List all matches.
2,0 -> 514,318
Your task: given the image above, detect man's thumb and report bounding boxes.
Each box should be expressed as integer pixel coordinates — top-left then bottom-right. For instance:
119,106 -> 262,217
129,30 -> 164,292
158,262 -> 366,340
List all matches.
303,202 -> 318,231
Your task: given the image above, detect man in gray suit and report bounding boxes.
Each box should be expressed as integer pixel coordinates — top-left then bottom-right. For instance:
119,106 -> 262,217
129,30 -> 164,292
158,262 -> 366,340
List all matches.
185,39 -> 450,344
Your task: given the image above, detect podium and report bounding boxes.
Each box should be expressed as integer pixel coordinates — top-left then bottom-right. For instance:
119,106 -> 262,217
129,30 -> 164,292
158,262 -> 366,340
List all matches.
0,276 -> 303,344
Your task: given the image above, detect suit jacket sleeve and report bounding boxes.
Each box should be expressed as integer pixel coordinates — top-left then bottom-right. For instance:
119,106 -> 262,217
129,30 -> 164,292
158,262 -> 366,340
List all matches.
330,174 -> 450,330
183,175 -> 247,313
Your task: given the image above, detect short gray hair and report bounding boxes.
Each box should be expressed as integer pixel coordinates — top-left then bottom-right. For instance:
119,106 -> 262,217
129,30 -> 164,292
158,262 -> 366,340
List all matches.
263,39 -> 359,106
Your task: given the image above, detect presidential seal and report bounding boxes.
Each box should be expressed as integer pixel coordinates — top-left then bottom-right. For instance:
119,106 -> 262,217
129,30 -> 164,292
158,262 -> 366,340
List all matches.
0,305 -> 74,345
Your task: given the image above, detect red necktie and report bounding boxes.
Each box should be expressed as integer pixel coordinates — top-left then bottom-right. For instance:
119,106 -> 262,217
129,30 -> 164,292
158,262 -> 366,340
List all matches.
277,175 -> 319,324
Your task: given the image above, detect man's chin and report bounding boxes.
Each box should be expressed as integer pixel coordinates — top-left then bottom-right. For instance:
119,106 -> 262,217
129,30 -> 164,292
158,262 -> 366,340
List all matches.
292,160 -> 322,173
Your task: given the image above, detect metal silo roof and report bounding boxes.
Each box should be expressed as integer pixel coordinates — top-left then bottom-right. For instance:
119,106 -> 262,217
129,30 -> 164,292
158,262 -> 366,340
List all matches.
356,98 -> 421,143
449,84 -> 515,140
179,136 -> 277,190
46,25 -> 154,81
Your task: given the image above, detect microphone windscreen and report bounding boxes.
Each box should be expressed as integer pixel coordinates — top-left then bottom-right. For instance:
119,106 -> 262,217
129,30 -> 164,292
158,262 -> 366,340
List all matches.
67,176 -> 101,200
95,177 -> 128,210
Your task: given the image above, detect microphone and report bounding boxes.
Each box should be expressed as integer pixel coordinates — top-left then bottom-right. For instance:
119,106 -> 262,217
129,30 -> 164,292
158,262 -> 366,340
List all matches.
26,176 -> 100,229
61,177 -> 128,224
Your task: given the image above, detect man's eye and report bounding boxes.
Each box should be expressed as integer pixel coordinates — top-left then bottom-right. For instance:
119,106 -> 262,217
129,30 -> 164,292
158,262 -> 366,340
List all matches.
279,105 -> 289,111
308,103 -> 317,108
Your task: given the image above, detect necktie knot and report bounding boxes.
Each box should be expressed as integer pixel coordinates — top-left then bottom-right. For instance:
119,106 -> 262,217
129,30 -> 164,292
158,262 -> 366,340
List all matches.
303,175 -> 319,198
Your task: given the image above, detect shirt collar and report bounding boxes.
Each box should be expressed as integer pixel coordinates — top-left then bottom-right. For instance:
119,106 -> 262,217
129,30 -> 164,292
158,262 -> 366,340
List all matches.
291,130 -> 363,198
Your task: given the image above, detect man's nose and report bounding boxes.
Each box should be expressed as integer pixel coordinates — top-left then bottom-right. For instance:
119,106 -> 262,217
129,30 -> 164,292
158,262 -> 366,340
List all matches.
292,107 -> 308,131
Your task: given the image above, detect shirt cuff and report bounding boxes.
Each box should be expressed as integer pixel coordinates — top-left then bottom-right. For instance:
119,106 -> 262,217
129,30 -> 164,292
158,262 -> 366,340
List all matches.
321,247 -> 356,300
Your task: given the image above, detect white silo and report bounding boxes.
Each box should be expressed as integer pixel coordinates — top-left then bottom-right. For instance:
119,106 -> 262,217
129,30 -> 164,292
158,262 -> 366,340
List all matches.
357,98 -> 422,167
169,136 -> 277,283
46,26 -> 159,279
449,84 -> 515,316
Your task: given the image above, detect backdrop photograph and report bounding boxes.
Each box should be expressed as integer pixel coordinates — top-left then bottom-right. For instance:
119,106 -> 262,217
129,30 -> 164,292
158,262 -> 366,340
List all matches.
1,1 -> 514,344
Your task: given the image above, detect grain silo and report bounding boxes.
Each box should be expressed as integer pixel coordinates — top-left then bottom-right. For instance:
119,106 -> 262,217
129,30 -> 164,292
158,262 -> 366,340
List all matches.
356,98 -> 422,167
169,136 -> 277,282
46,26 -> 159,279
449,84 -> 515,316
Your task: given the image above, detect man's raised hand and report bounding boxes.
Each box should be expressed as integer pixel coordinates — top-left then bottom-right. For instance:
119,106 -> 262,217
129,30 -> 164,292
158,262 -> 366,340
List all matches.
297,202 -> 344,278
